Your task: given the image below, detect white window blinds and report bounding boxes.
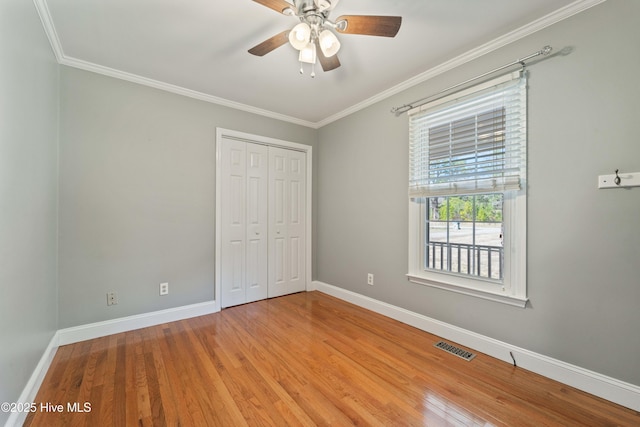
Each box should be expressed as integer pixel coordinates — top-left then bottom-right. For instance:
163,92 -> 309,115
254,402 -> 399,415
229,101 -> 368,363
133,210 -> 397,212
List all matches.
409,71 -> 527,197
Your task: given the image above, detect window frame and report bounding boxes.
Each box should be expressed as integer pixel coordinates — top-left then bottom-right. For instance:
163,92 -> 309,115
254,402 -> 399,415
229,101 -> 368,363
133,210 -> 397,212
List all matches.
407,72 -> 528,308
424,194 -> 505,281
408,191 -> 526,307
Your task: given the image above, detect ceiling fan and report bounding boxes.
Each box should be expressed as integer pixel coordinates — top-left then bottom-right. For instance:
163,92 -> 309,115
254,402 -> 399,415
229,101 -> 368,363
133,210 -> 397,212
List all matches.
248,0 -> 402,76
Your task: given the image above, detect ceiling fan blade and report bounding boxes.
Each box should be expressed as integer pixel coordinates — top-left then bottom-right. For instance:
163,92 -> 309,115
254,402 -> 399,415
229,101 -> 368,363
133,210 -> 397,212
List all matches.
252,0 -> 293,15
315,39 -> 341,72
248,30 -> 290,56
335,15 -> 402,37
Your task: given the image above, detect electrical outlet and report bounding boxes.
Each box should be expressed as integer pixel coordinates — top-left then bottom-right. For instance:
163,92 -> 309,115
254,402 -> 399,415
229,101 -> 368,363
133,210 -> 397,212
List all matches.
159,282 -> 169,296
367,273 -> 374,286
107,292 -> 118,306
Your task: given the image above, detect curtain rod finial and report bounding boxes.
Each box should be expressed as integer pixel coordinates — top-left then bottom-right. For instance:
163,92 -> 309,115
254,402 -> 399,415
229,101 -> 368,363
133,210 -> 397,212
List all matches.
391,104 -> 411,115
541,45 -> 552,56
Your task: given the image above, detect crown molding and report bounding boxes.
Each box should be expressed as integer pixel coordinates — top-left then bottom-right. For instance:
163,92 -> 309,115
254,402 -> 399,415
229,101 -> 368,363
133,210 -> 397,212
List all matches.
58,56 -> 317,129
32,0 -> 64,62
316,0 -> 607,127
31,0 -> 316,129
33,0 -> 606,130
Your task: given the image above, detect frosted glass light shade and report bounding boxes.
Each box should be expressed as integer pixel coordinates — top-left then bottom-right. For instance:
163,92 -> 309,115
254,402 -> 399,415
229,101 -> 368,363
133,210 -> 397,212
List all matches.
289,23 -> 311,50
298,42 -> 317,64
318,29 -> 340,57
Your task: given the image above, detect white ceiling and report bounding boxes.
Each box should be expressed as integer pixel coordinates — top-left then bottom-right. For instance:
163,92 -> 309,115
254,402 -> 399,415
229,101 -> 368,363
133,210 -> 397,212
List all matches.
36,0 -> 597,127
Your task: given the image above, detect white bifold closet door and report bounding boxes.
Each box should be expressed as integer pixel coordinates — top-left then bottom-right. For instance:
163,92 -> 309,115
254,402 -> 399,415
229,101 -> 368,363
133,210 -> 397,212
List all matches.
220,139 -> 269,307
268,147 -> 306,298
220,138 -> 306,308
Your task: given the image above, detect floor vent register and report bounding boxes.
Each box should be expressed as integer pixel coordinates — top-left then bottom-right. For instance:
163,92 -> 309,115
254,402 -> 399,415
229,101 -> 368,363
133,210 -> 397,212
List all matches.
434,340 -> 477,361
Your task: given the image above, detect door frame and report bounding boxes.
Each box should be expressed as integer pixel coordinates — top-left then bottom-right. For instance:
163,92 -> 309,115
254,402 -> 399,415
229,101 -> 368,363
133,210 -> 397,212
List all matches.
214,128 -> 313,311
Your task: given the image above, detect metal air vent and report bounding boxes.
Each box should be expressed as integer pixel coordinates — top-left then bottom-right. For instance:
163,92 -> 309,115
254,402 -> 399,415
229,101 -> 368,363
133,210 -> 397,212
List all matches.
434,341 -> 476,361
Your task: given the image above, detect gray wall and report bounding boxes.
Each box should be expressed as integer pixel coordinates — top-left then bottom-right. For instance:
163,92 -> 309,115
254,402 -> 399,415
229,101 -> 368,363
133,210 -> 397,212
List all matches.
4,0 -> 638,416
0,0 -> 59,423
317,0 -> 640,386
58,67 -> 317,328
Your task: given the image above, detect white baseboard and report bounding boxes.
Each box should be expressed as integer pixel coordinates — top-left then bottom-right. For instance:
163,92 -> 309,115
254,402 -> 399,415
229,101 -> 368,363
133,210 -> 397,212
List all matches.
6,301 -> 219,427
10,287 -> 639,427
312,281 -> 640,412
58,300 -> 219,345
5,332 -> 59,427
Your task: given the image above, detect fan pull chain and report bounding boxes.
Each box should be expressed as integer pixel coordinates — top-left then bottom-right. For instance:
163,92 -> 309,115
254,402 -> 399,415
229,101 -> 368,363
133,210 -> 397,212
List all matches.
298,62 -> 317,78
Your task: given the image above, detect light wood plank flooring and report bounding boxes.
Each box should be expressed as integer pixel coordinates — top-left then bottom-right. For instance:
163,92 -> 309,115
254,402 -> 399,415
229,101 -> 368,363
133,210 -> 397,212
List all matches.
25,291 -> 640,426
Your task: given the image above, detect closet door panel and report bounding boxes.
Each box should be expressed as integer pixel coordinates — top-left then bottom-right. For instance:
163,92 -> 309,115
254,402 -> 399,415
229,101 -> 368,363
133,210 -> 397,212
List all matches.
268,147 -> 306,297
286,150 -> 306,294
289,236 -> 300,281
274,236 -> 286,284
245,143 -> 268,303
220,138 -> 247,308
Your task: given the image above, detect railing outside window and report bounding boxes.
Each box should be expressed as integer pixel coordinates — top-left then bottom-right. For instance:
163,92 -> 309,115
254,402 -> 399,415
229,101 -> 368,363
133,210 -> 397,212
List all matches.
426,241 -> 503,280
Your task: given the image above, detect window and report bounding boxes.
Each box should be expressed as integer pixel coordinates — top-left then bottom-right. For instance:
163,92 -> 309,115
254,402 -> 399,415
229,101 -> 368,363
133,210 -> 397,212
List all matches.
407,71 -> 527,307
425,194 -> 503,280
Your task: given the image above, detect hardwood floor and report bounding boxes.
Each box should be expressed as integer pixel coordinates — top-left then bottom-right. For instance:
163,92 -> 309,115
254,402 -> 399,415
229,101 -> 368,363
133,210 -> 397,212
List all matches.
25,291 -> 639,426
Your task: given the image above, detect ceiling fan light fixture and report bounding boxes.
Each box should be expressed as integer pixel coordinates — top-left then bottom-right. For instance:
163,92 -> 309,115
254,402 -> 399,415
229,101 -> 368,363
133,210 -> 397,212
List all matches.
298,42 -> 317,64
318,29 -> 340,57
314,0 -> 339,12
250,0 -> 402,75
289,22 -> 311,50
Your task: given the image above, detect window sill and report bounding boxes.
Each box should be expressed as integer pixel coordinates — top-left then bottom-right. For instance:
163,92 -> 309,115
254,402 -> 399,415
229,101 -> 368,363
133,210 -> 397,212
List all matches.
407,274 -> 528,308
